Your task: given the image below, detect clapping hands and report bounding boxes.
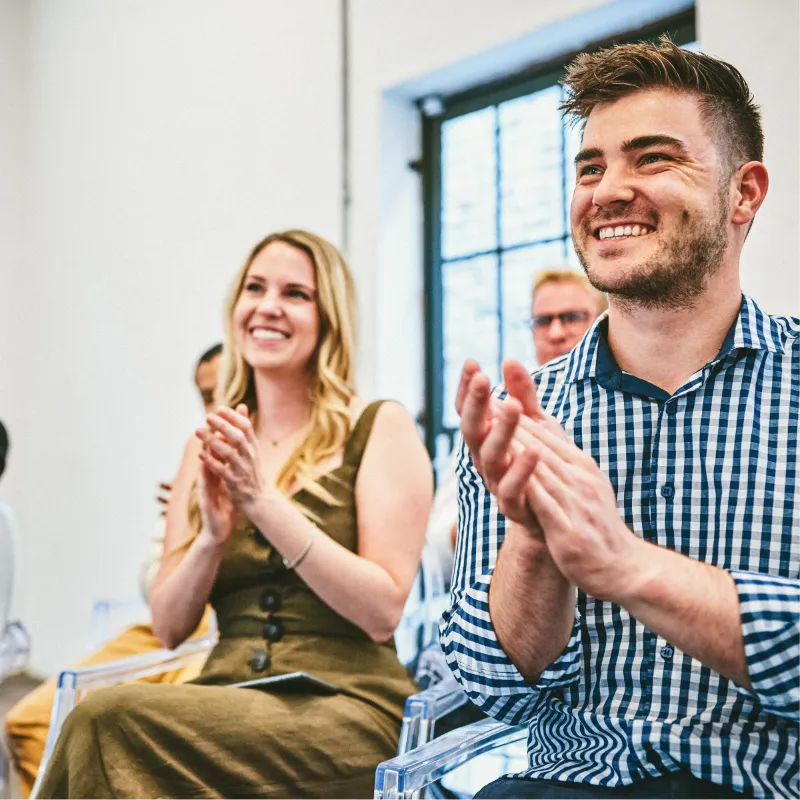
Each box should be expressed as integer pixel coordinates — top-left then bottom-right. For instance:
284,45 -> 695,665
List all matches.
457,359 -> 639,601
195,404 -> 267,546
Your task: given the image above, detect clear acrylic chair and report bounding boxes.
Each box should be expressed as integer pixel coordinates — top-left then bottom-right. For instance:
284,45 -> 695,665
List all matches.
30,540 -> 448,798
375,717 -> 528,799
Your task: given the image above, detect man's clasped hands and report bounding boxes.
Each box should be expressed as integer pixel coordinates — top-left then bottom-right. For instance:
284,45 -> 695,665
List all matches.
457,358 -> 649,604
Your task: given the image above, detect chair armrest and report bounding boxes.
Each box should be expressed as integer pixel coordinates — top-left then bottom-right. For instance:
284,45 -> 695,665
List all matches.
30,635 -> 213,799
376,718 -> 527,799
398,671 -> 469,754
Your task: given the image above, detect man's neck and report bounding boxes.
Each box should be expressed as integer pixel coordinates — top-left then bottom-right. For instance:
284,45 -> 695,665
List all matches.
606,277 -> 743,396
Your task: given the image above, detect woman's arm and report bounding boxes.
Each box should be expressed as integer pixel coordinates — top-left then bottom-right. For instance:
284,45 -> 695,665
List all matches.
149,435 -> 229,649
216,402 -> 434,642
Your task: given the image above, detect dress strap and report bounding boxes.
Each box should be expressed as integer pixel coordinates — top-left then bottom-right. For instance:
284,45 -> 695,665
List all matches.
342,400 -> 386,472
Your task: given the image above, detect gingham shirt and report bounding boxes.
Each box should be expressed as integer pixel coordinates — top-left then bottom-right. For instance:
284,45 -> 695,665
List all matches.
441,295 -> 799,798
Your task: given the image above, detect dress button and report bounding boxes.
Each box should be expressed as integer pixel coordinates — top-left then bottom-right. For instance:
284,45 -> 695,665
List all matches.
249,649 -> 270,672
259,590 -> 282,613
660,645 -> 674,660
660,483 -> 674,499
263,619 -> 285,643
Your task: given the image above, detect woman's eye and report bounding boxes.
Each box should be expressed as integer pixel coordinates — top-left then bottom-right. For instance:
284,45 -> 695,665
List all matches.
245,282 -> 263,293
286,289 -> 311,300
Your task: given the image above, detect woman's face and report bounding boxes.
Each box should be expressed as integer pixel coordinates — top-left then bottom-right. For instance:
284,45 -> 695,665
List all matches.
232,241 -> 320,377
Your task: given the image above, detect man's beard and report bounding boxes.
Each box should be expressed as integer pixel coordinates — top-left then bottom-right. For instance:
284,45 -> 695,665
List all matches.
573,195 -> 729,311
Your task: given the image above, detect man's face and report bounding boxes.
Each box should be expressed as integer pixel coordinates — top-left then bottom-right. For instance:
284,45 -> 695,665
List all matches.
195,355 -> 221,413
570,88 -> 731,309
531,281 -> 598,365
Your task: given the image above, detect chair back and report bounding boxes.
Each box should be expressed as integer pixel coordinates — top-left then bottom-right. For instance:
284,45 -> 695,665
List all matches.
394,540 -> 448,674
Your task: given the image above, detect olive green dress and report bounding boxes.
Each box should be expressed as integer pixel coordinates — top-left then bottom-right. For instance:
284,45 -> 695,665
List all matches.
39,401 -> 419,799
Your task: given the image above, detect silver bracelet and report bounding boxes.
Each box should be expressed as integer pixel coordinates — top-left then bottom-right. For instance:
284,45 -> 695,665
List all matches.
282,530 -> 317,570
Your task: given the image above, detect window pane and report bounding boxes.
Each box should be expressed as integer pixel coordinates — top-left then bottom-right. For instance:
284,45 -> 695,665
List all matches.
502,241 -> 570,370
441,107 -> 497,260
499,86 -> 564,247
442,254 -> 499,428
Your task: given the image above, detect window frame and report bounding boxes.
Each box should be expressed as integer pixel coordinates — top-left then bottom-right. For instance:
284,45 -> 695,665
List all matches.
420,10 -> 696,465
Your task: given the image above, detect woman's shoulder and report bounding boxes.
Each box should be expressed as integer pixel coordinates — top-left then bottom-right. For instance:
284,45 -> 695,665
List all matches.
348,397 -> 415,435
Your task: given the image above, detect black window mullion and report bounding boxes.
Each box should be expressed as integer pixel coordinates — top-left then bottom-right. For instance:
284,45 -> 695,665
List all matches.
494,104 -> 503,377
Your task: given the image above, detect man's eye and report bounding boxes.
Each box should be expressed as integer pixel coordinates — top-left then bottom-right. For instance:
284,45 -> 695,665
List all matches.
640,153 -> 670,165
578,165 -> 602,178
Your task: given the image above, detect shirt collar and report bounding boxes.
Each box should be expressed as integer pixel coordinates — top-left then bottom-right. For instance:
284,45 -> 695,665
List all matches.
562,294 -> 790,389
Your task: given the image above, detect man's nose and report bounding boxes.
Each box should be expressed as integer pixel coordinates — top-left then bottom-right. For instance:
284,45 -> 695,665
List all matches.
548,318 -> 567,338
592,164 -> 635,208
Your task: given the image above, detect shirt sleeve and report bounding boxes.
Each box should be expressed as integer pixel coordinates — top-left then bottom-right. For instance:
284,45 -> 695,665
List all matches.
439,437 -> 583,726
730,569 -> 799,720
139,516 -> 167,603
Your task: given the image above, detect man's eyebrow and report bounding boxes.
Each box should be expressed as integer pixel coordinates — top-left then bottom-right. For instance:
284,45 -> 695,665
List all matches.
574,146 -> 603,165
621,134 -> 690,155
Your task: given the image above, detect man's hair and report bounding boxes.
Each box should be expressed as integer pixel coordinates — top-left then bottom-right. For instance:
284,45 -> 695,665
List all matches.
533,268 -> 608,316
0,419 -> 8,480
196,343 -> 223,372
561,35 -> 763,175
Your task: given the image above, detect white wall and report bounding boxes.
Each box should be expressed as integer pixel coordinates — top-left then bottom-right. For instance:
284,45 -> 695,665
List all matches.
0,0 -> 27,618
697,0 -> 800,314
2,0 -> 797,674
2,0 -> 342,674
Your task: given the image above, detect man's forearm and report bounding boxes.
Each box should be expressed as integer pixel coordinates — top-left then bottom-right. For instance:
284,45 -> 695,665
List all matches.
616,540 -> 751,689
489,523 -> 575,682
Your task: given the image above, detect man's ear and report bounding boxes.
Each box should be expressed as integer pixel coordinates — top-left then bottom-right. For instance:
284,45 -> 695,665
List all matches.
731,161 -> 769,227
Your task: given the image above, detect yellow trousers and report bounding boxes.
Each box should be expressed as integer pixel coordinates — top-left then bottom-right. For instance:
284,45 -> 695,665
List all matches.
4,611 -> 212,798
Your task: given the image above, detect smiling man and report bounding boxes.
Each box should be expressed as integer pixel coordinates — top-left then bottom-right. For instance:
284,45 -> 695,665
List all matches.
442,37 -> 798,799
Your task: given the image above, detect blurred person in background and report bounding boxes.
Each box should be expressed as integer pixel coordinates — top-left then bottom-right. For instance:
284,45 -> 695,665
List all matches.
4,345 -> 222,798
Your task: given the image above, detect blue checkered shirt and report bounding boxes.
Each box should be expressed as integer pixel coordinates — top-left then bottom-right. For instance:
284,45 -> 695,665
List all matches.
441,296 -> 799,798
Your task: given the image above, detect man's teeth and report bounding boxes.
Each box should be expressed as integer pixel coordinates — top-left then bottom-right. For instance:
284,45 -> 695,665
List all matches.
598,224 -> 652,240
251,329 -> 287,340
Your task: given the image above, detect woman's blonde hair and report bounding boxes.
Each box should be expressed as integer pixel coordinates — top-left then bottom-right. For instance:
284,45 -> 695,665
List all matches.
186,230 -> 357,540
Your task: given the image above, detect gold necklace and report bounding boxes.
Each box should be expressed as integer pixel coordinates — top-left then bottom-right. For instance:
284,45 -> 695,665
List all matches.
267,420 -> 310,448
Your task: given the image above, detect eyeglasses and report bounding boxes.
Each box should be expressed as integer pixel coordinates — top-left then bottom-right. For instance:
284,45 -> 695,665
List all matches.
529,310 -> 591,330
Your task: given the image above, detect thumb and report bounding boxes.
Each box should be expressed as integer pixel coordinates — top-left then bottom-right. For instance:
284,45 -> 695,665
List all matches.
235,403 -> 249,418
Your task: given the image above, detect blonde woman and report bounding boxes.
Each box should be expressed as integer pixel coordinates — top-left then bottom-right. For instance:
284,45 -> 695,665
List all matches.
38,231 -> 433,799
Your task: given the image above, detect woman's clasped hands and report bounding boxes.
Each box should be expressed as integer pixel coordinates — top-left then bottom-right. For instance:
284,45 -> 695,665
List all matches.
195,404 -> 268,546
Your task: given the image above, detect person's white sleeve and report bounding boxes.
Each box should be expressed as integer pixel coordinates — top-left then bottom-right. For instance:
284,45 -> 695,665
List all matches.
139,516 -> 166,603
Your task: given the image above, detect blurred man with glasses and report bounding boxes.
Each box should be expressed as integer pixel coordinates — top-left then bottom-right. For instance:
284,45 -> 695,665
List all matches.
530,269 -> 607,367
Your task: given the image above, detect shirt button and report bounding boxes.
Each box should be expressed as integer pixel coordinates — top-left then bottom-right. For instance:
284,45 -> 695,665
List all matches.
262,619 -> 285,643
660,645 -> 674,660
248,648 -> 270,672
660,483 -> 674,499
665,403 -> 677,416
259,590 -> 282,613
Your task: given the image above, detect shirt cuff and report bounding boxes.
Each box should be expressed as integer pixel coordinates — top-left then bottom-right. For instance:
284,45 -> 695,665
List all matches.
440,573 -> 582,725
730,569 -> 799,720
